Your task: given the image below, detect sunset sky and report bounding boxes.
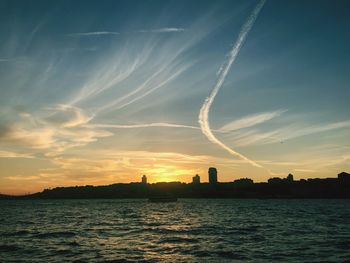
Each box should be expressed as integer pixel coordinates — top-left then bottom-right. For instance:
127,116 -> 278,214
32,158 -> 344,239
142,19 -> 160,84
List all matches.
1,0 -> 349,195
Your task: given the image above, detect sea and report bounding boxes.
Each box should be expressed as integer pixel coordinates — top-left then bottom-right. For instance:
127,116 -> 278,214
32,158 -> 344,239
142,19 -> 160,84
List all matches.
0,199 -> 350,262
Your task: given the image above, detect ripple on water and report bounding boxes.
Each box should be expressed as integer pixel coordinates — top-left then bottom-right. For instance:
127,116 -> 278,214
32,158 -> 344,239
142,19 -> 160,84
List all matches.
0,244 -> 19,252
34,231 -> 76,239
215,250 -> 248,260
1,230 -> 31,237
68,241 -> 80,247
157,236 -> 200,244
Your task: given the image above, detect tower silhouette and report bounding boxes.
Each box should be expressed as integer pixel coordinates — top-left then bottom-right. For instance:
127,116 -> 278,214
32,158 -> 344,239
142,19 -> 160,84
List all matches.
208,167 -> 217,184
192,174 -> 200,184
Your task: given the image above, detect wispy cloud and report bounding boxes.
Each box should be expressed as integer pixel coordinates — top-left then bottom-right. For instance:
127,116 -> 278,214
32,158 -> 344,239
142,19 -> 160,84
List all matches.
137,28 -> 185,33
97,61 -> 194,113
288,121 -> 350,140
0,105 -> 112,156
0,151 -> 34,158
68,13 -> 223,111
199,0 -> 265,168
1,126 -> 57,150
231,128 -> 284,146
231,120 -> 350,146
294,169 -> 316,173
68,28 -> 184,38
219,109 -> 287,132
0,58 -> 25,62
6,175 -> 40,180
56,47 -> 98,53
68,52 -> 145,105
45,104 -> 93,128
67,31 -> 120,37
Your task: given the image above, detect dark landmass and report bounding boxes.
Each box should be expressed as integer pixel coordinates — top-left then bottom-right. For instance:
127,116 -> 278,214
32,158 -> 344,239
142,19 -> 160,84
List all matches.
1,172 -> 349,199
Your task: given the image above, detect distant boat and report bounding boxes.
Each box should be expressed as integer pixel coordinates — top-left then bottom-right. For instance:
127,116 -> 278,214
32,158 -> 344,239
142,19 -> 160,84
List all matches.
148,196 -> 177,203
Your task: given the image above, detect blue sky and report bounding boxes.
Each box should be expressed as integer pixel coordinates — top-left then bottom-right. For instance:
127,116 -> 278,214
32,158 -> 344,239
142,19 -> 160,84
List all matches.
0,0 -> 349,194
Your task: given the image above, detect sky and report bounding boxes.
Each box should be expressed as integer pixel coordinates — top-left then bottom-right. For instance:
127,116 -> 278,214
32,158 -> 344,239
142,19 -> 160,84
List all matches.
0,0 -> 349,195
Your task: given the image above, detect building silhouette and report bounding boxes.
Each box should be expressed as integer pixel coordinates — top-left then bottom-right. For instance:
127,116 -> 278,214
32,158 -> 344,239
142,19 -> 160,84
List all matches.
338,172 -> 350,182
208,167 -> 217,184
142,175 -> 147,184
268,177 -> 283,184
268,173 -> 294,184
192,174 -> 200,184
287,173 -> 294,182
233,178 -> 254,187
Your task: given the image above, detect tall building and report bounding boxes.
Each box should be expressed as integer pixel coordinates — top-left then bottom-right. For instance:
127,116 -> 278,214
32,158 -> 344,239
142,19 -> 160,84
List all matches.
142,175 -> 147,184
192,174 -> 200,184
208,167 -> 217,184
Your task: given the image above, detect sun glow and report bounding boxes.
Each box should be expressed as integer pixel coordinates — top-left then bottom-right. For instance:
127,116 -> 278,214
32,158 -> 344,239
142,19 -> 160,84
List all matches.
143,164 -> 196,183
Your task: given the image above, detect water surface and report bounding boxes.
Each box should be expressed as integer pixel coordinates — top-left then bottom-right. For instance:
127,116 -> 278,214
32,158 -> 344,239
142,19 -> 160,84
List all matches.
1,199 -> 350,262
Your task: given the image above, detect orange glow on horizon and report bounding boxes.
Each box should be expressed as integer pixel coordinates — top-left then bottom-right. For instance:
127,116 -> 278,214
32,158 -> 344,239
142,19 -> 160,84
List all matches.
141,164 -> 197,183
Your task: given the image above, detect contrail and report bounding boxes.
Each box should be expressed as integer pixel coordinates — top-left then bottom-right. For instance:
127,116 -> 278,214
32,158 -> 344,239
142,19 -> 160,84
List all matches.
87,122 -> 199,130
137,28 -> 185,33
67,31 -> 120,37
86,122 -> 225,133
198,0 -> 266,168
